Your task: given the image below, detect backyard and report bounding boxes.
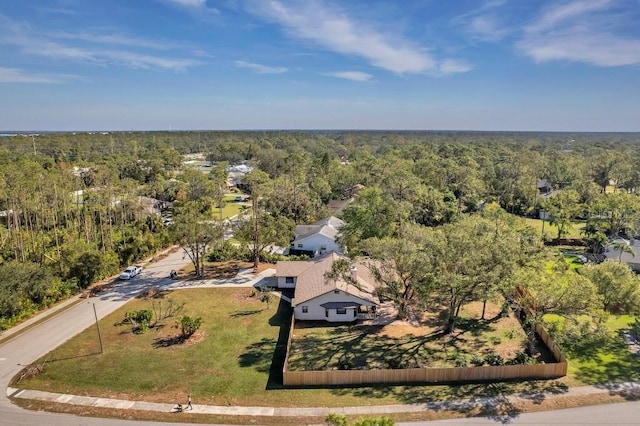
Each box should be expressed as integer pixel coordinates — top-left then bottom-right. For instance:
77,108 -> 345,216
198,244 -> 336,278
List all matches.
287,301 -> 533,371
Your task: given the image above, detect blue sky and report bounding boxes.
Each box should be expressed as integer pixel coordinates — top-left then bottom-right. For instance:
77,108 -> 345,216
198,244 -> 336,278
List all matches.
1,0 -> 639,131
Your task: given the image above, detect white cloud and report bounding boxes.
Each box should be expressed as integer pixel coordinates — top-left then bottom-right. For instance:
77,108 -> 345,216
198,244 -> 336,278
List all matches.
52,31 -> 178,51
0,17 -> 201,72
451,0 -> 511,43
167,0 -> 207,7
235,60 -> 288,74
322,71 -> 372,82
0,66 -> 70,83
518,0 -> 640,67
438,59 -> 474,75
525,0 -> 612,34
468,15 -> 508,41
246,0 -> 435,74
163,0 -> 219,13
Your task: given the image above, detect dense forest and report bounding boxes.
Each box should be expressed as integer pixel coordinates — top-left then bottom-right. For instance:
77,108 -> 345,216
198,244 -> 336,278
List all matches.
2,130 -> 640,339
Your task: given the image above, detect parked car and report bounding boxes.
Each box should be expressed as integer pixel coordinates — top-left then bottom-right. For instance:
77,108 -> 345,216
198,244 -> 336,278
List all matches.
119,265 -> 143,280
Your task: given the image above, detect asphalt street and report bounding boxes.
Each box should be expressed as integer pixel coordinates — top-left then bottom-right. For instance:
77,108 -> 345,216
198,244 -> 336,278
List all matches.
0,247 -> 193,426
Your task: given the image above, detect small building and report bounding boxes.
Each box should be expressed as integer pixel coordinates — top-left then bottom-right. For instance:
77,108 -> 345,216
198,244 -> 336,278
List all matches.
289,216 -> 344,257
276,253 -> 379,322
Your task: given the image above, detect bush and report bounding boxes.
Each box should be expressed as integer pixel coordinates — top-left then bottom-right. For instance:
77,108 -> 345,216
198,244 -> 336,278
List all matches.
470,355 -> 485,366
325,414 -> 395,426
207,241 -> 250,262
453,353 -> 467,367
484,352 -> 505,366
508,351 -> 534,365
354,417 -> 395,426
125,309 -> 154,334
179,315 -> 202,338
259,251 -> 286,264
326,413 -> 348,426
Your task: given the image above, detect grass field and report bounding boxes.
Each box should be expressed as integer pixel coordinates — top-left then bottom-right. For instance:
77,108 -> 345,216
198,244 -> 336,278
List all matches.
523,218 -> 585,240
544,314 -> 640,386
15,289 -> 569,409
209,195 -> 247,220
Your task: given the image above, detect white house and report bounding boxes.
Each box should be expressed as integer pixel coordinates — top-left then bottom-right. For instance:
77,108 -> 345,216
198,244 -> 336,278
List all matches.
276,253 -> 379,322
290,216 -> 345,257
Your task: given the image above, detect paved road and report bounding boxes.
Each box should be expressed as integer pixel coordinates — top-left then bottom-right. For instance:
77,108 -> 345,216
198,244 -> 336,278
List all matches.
400,400 -> 640,425
0,248 -> 193,426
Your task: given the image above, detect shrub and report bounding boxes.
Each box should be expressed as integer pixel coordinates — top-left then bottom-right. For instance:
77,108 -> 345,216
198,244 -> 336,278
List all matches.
207,241 -> 251,262
470,355 -> 485,366
508,351 -> 534,365
453,353 -> 467,367
179,315 -> 202,338
354,417 -> 395,426
326,413 -> 348,426
259,251 -> 286,264
124,309 -> 154,333
484,352 -> 505,366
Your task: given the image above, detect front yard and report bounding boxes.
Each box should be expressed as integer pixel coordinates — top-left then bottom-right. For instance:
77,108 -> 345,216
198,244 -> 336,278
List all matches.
14,289 -> 568,410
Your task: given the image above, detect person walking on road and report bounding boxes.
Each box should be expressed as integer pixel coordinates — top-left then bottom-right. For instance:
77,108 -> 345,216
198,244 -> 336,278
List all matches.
186,394 -> 192,410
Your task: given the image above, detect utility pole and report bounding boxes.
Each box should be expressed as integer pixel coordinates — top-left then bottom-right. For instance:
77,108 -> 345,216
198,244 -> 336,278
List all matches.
93,303 -> 104,354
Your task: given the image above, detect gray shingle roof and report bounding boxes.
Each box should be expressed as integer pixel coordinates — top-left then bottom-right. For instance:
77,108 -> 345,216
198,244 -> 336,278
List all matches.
276,253 -> 378,307
293,216 -> 344,242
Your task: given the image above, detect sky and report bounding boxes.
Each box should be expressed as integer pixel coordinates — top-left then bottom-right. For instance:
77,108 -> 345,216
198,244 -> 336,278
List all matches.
1,0 -> 640,132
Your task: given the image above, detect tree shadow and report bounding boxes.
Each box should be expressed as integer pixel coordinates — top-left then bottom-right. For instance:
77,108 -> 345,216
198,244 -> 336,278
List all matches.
237,295 -> 292,390
597,381 -> 640,401
153,335 -> 187,347
46,352 -> 102,363
231,309 -> 263,318
571,330 -> 640,385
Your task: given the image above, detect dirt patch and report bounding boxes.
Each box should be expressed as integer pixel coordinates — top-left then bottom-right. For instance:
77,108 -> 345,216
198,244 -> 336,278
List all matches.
179,261 -> 276,279
380,321 -> 438,339
231,288 -> 258,303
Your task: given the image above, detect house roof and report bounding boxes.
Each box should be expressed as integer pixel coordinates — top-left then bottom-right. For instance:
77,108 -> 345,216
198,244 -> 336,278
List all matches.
293,216 -> 344,242
277,252 -> 378,306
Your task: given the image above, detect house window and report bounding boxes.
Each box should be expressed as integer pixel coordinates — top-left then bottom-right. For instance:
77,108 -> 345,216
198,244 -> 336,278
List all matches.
336,308 -> 347,315
334,290 -> 340,294
325,309 -> 328,318
297,243 -> 303,248
285,277 -> 294,284
302,306 -> 308,313
320,245 -> 327,251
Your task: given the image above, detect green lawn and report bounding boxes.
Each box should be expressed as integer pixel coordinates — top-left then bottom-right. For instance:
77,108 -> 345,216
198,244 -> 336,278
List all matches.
210,195 -> 247,219
544,314 -> 640,386
15,289 -> 568,408
523,218 -> 585,240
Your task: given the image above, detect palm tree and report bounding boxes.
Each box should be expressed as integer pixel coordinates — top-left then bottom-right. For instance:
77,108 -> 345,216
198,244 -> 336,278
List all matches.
612,241 -> 636,263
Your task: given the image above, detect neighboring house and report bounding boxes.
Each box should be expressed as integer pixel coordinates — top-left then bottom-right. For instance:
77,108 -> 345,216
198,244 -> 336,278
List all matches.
604,238 -> 640,271
290,216 -> 345,257
276,252 -> 379,322
536,179 -> 553,195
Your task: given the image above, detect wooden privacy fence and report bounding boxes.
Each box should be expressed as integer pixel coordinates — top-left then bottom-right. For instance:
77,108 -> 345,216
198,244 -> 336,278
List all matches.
282,288 -> 568,386
283,362 -> 567,387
